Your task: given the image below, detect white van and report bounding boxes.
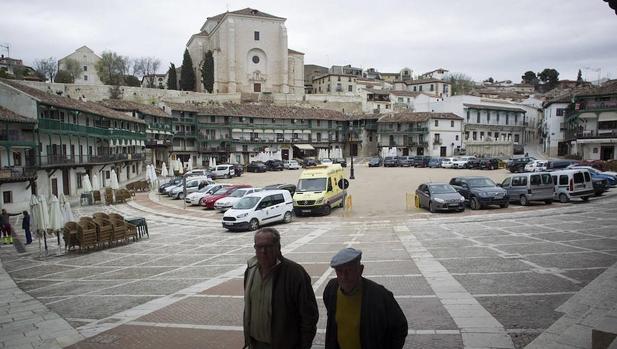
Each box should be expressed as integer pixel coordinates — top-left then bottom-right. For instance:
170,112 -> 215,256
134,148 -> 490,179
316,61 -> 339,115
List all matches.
441,157 -> 455,168
550,169 -> 594,203
211,164 -> 235,179
222,190 -> 294,231
524,160 -> 548,172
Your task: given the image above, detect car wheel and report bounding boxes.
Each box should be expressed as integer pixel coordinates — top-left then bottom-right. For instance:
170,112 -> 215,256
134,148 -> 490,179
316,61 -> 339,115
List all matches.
178,192 -> 185,200
582,196 -> 590,202
458,207 -> 465,212
558,193 -> 569,203
283,211 -> 292,223
322,204 -> 331,216
500,201 -> 509,208
429,202 -> 436,213
226,173 -> 231,179
470,197 -> 480,210
249,218 -> 259,231
519,195 -> 529,206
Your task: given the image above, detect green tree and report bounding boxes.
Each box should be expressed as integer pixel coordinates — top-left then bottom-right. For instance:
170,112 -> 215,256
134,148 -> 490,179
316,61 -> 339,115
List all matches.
95,51 -> 129,85
521,71 -> 538,85
576,69 -> 583,86
0,67 -> 10,79
444,72 -> 475,95
201,50 -> 214,93
33,57 -> 57,82
54,70 -> 74,83
538,68 -> 560,89
123,75 -> 141,87
167,63 -> 177,90
180,49 -> 195,91
62,58 -> 83,82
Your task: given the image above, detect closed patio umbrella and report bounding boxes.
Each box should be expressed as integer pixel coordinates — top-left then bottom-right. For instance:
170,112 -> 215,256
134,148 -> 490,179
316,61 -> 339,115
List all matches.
92,174 -> 100,191
37,195 -> 50,256
187,160 -> 193,171
82,174 -> 93,192
59,193 -> 74,223
48,195 -> 64,250
161,162 -> 168,177
110,169 -> 119,190
177,160 -> 184,175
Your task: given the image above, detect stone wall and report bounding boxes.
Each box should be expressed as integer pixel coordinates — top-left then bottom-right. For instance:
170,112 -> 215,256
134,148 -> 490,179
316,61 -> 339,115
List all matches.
464,141 -> 514,158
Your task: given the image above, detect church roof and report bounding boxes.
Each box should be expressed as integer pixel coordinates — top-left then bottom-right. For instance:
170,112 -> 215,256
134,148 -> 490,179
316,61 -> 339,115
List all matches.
208,8 -> 284,21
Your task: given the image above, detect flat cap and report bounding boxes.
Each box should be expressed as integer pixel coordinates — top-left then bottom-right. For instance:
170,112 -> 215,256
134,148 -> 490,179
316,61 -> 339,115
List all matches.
330,248 -> 362,267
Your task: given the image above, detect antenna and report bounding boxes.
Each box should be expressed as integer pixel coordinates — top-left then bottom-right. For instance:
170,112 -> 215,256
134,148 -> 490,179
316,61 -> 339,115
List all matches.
0,43 -> 9,57
582,66 -> 602,85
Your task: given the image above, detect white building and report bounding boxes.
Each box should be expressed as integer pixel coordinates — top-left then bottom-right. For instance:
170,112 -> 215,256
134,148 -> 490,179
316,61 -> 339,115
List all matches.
58,46 -> 102,85
405,79 -> 451,98
186,8 -> 304,95
312,73 -> 357,95
141,74 -> 167,89
418,68 -> 448,80
542,95 -> 570,157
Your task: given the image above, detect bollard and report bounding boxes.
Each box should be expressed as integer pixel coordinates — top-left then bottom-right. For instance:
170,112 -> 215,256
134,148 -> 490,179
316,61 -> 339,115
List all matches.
405,192 -> 417,210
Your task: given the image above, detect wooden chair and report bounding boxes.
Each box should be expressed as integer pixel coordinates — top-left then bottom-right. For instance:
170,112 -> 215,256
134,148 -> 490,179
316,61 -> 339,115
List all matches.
92,216 -> 114,248
93,212 -> 110,220
76,219 -> 98,252
92,190 -> 102,204
109,213 -> 138,242
109,218 -> 128,244
115,189 -> 130,204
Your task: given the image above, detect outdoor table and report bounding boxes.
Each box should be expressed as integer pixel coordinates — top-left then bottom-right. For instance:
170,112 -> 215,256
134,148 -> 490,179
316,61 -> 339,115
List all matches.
126,217 -> 148,239
80,192 -> 93,206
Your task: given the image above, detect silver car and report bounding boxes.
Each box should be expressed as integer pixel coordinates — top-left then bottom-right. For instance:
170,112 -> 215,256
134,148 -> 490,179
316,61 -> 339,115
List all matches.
416,183 -> 465,213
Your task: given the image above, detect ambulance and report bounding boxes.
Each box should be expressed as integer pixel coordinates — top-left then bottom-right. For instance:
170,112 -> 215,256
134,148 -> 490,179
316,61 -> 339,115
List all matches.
293,164 -> 347,216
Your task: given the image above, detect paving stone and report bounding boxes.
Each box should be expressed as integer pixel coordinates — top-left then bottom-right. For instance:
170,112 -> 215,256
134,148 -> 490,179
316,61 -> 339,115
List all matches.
149,265 -> 238,279
97,254 -> 167,266
418,238 -> 476,248
47,295 -> 157,320
85,267 -> 176,280
9,265 -> 75,280
138,296 -> 244,326
15,280 -> 62,292
497,242 -> 584,255
441,257 -> 532,273
93,279 -> 202,296
454,273 -> 582,294
363,260 -> 421,275
398,298 -> 458,330
144,254 -> 216,266
428,246 -> 500,258
510,331 -> 542,349
403,334 -> 463,349
563,268 -> 607,285
476,294 -> 572,329
195,254 -> 253,265
29,280 -> 125,298
562,238 -> 617,251
200,278 -> 244,296
529,232 -> 594,242
38,267 -> 122,280
526,252 -> 617,269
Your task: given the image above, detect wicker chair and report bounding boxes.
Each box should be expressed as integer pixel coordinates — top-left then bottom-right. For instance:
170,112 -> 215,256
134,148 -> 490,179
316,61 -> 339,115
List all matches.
104,188 -> 114,205
76,219 -> 98,252
92,190 -> 102,204
63,222 -> 80,251
109,218 -> 128,244
92,212 -> 110,220
109,213 -> 138,242
115,189 -> 131,204
92,216 -> 114,248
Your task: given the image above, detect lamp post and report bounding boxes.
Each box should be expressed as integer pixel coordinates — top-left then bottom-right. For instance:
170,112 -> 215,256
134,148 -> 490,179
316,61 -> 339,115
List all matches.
348,121 -> 355,179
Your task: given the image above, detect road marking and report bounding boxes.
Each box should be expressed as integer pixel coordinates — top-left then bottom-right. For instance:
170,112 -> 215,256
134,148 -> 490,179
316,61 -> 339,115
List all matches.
395,225 -> 515,349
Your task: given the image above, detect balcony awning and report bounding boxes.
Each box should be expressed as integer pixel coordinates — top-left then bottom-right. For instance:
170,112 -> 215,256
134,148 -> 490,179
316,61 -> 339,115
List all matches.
598,113 -> 617,122
575,138 -> 617,144
294,144 -> 315,150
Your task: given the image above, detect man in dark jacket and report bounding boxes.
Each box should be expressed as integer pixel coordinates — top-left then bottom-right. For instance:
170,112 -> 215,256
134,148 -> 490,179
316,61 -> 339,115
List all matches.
243,227 -> 318,349
323,248 -> 408,349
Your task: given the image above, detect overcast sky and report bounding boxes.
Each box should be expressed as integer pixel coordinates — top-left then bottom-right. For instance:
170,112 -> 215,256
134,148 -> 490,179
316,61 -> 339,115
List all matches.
2,0 -> 616,83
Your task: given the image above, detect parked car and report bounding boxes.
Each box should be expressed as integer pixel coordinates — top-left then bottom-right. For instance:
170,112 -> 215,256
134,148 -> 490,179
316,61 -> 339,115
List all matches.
303,158 -> 318,167
185,184 -> 229,205
449,176 -> 509,210
222,190 -> 294,231
507,156 -> 536,173
368,157 -> 382,167
465,158 -> 482,169
263,183 -> 297,195
201,184 -> 252,209
320,158 -> 333,165
247,161 -> 268,173
398,156 -> 414,167
524,160 -> 549,172
283,159 -> 301,170
185,169 -> 213,178
214,187 -> 263,212
168,176 -> 214,199
412,156 -> 431,168
451,156 -> 476,169
211,164 -> 235,179
158,177 -> 182,193
416,183 -> 465,212
479,158 -> 500,170
265,160 -> 284,171
384,156 -> 399,167
441,157 -> 455,169
428,157 -> 443,168
499,172 -> 554,206
592,177 -> 609,196
546,159 -> 578,171
232,163 -> 243,177
549,169 -> 594,203
333,158 -> 347,167
567,165 -> 617,186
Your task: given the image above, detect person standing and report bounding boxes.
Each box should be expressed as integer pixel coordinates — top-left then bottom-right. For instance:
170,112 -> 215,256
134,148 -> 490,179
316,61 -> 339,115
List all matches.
323,247 -> 408,349
243,227 -> 318,349
1,209 -> 18,244
22,211 -> 32,245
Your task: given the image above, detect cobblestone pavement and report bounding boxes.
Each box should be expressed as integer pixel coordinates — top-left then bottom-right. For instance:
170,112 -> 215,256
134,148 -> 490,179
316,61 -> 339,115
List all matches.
1,189 -> 616,348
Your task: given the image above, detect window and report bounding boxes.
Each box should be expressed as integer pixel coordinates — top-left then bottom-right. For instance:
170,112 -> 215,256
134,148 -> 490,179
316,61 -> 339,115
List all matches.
530,175 -> 541,186
514,134 -> 520,143
348,85 -> 353,92
556,108 -> 565,116
317,133 -> 322,141
254,31 -> 260,40
76,173 -> 83,189
419,86 -> 423,92
487,112 -> 491,123
434,120 -> 438,127
435,133 -> 440,142
13,152 -> 22,166
451,120 -> 454,127
106,171 -> 110,179
83,65 -> 87,71
455,135 -> 459,141
466,110 -> 470,122
472,131 -> 477,140
430,84 -> 434,91
252,56 -> 260,64
3,191 -> 12,204
558,175 -> 568,185
84,75 -> 88,81
413,86 -> 417,91
476,111 -> 480,123
211,116 -> 215,122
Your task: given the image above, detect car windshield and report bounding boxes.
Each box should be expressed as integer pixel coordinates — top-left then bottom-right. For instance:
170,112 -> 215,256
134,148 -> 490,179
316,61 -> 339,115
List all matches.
429,184 -> 456,194
230,189 -> 248,198
233,196 -> 260,209
297,178 -> 327,192
467,178 -> 497,187
197,185 -> 214,193
213,187 -> 229,195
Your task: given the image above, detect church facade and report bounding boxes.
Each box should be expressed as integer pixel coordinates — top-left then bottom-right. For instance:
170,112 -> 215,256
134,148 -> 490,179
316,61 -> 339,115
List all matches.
186,8 -> 304,95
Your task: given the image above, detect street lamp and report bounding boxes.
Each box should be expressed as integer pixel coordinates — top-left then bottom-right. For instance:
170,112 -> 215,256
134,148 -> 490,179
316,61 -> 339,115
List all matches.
348,121 -> 355,179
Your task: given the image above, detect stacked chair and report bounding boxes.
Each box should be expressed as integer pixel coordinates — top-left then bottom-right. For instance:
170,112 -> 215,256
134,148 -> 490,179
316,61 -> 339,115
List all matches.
63,212 -> 143,254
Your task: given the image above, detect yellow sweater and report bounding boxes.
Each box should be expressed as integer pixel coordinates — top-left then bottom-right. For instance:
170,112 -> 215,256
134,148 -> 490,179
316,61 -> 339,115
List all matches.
335,287 -> 362,349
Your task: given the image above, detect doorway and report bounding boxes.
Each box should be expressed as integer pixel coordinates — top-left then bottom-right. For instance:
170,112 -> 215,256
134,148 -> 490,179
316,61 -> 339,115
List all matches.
402,148 -> 409,156
253,83 -> 261,92
51,178 -> 58,197
416,147 -> 424,156
601,146 -> 615,160
440,146 -> 447,157
62,169 -> 70,196
281,149 -> 289,161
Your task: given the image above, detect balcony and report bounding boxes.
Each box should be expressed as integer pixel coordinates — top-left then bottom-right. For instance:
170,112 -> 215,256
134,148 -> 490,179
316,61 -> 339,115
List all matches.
576,100 -> 617,111
377,127 -> 428,135
173,131 -> 198,138
39,119 -> 145,140
566,129 -> 617,140
39,153 -> 144,167
145,139 -> 172,147
0,166 -> 37,182
147,123 -> 173,132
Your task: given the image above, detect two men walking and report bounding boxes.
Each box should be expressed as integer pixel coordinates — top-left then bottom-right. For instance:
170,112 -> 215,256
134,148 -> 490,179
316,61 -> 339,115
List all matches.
243,228 -> 408,349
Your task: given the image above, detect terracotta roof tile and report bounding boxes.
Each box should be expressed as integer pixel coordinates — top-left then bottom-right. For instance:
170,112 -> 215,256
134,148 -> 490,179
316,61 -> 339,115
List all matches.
197,102 -> 349,121
463,103 -> 526,113
0,79 -> 145,124
162,101 -> 202,113
98,99 -> 171,118
209,8 -> 284,21
0,106 -> 35,123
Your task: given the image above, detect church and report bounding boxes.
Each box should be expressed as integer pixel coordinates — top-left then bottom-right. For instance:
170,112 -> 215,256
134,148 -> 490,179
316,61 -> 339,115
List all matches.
186,8 -> 305,95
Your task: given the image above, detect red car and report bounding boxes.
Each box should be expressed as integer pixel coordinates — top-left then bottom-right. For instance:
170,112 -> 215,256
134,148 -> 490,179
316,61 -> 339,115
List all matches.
201,185 -> 251,209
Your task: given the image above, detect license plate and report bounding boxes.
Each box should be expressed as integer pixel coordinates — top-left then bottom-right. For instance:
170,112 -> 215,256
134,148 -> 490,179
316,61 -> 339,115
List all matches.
223,222 -> 232,226
302,210 -> 311,213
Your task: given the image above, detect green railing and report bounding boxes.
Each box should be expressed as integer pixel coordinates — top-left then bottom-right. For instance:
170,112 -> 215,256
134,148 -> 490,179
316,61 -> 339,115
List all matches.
38,119 -> 145,140
377,127 -> 428,134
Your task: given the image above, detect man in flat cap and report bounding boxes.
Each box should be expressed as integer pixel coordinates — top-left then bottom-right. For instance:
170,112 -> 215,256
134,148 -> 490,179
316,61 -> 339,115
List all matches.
323,247 -> 408,349
243,227 -> 318,349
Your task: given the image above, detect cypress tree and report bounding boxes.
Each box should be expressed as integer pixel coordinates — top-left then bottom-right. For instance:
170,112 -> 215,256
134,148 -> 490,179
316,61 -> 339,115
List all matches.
167,63 -> 177,90
201,51 -> 214,93
180,49 -> 195,91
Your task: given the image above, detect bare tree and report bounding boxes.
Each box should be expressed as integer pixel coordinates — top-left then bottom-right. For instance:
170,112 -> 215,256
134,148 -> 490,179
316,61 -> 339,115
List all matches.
443,72 -> 475,95
34,57 -> 57,82
133,57 -> 161,87
61,58 -> 82,81
95,51 -> 129,85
